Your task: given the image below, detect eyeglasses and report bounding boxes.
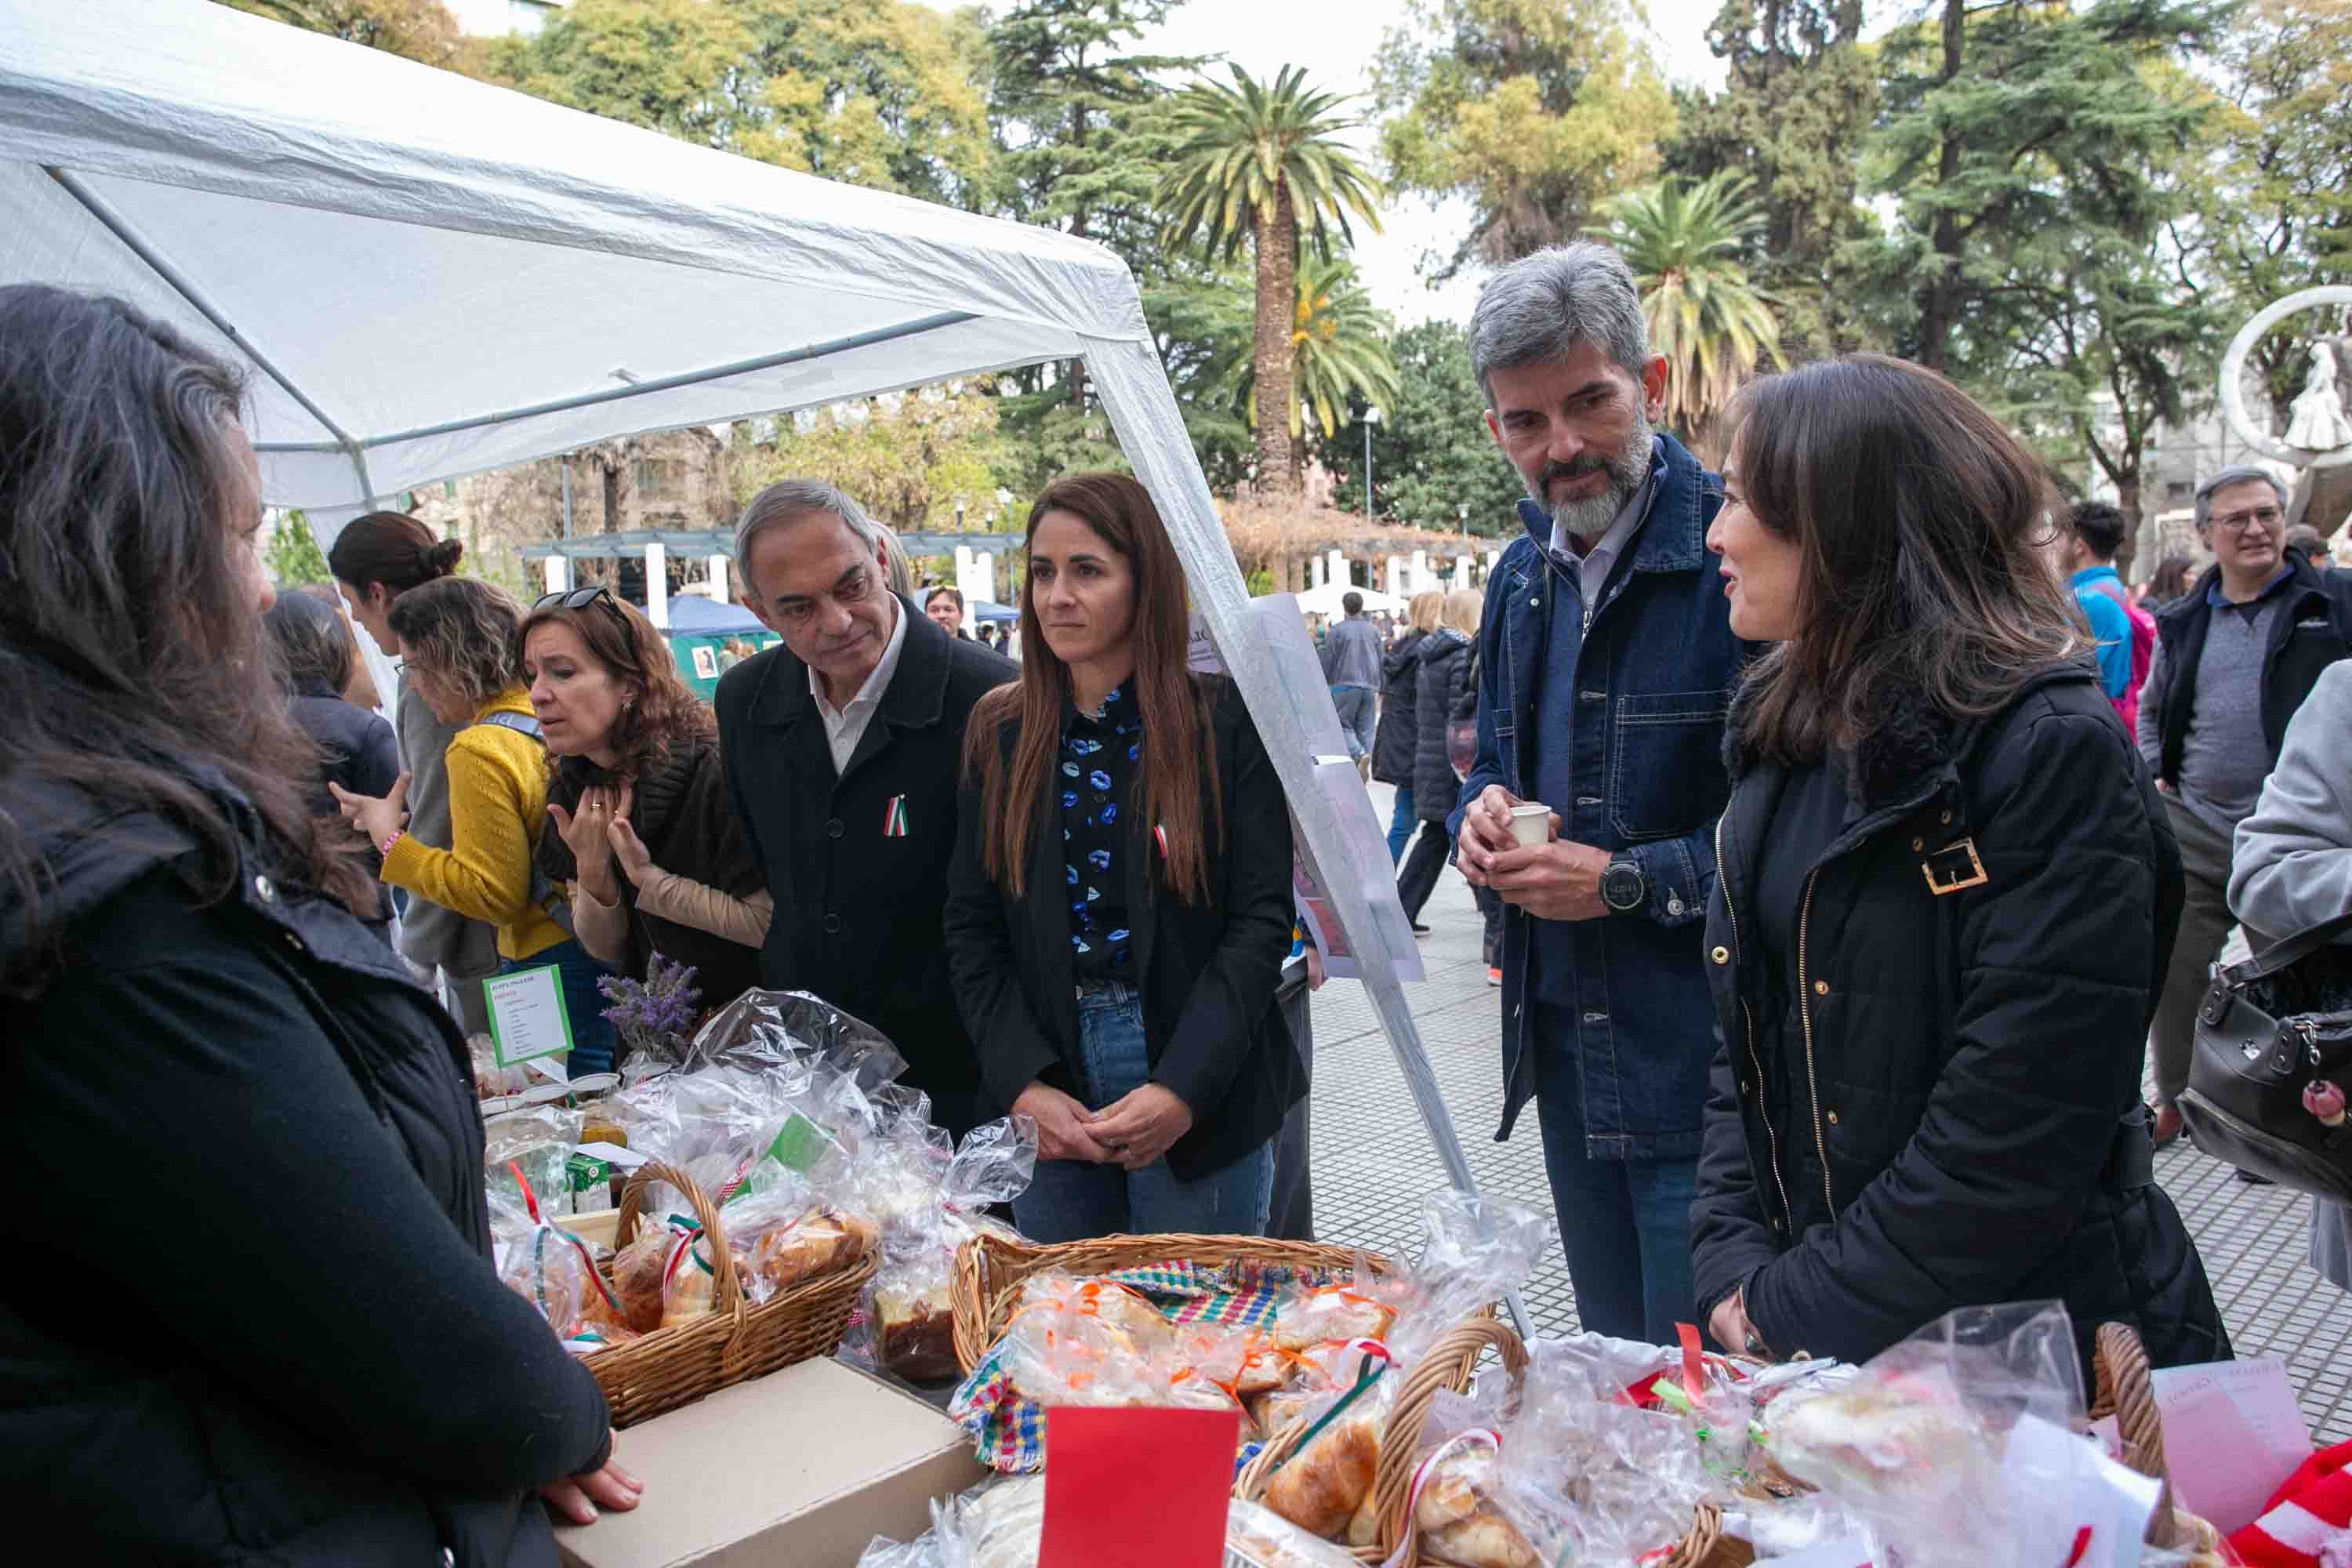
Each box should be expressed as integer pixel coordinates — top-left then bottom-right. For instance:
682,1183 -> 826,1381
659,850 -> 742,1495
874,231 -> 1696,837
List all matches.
2207,506 -> 2283,536
534,583 -> 635,630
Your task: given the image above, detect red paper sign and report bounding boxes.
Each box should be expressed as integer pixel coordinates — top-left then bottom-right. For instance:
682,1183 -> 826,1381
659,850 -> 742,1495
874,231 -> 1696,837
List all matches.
1036,1405 -> 1240,1568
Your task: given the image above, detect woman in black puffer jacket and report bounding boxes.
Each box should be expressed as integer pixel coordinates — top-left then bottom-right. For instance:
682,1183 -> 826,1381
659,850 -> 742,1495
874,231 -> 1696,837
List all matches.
1374,591 -> 1441,864
1693,354 -> 2227,1374
0,286 -> 633,1566
1396,590 -> 1483,927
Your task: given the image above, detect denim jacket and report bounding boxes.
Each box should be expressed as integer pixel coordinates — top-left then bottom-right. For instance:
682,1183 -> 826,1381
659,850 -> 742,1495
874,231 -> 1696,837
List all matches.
1448,430 -> 1748,1157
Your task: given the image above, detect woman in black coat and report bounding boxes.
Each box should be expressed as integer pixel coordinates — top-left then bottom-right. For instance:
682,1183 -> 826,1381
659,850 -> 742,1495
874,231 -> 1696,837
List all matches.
264,587 -> 402,935
1693,354 -> 2229,1373
944,474 -> 1300,1243
0,286 -> 633,1566
1396,590 -> 1482,927
1374,590 -> 1440,862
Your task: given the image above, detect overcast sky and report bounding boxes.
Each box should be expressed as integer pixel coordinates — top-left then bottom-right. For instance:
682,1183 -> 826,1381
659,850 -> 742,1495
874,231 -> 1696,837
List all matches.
1129,0 -> 1733,325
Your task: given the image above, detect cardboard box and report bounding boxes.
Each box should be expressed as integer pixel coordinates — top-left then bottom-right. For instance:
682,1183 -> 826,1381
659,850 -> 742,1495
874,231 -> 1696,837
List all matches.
555,1355 -> 986,1568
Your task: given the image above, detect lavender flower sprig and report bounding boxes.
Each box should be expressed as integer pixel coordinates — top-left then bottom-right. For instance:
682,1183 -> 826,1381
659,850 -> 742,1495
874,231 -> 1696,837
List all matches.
600,953 -> 702,1064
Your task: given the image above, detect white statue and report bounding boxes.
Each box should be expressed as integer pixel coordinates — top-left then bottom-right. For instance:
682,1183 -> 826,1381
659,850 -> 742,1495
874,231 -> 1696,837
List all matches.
2283,340 -> 2352,452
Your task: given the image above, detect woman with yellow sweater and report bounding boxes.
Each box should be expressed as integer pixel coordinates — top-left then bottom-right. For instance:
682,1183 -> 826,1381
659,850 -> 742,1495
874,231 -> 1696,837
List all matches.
332,578 -> 617,1074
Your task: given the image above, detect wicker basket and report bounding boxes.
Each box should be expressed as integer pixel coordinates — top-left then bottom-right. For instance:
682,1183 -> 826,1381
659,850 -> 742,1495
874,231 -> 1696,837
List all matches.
949,1229 -> 1416,1374
2088,1321 -> 2233,1566
582,1159 -> 877,1428
1232,1316 -> 1731,1568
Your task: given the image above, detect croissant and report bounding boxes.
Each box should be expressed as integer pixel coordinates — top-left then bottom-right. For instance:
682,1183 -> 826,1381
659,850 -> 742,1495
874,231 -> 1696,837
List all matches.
1261,1414 -> 1378,1539
1416,1450 -> 1539,1568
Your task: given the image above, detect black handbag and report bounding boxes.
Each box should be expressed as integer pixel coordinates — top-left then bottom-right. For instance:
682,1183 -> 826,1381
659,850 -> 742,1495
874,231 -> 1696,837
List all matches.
2180,908 -> 2352,1200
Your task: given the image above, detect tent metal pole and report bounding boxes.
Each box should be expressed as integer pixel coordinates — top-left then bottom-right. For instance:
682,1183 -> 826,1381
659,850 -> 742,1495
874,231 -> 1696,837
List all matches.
248,312 -> 984,456
44,166 -> 373,506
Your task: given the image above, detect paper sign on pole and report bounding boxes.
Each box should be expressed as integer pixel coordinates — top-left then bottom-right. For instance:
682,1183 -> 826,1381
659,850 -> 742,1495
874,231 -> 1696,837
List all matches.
1036,1406 -> 1236,1567
485,964 -> 576,1069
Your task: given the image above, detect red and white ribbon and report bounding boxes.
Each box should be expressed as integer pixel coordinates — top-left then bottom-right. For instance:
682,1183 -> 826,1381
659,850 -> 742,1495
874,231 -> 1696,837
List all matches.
1378,1427 -> 1502,1568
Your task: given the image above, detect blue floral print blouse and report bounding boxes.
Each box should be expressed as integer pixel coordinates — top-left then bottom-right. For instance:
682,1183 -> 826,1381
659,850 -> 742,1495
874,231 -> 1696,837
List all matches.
1059,683 -> 1142,978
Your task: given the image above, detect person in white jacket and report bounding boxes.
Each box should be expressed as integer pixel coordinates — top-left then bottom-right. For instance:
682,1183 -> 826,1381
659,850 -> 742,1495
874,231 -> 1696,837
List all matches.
2229,657 -> 2352,1287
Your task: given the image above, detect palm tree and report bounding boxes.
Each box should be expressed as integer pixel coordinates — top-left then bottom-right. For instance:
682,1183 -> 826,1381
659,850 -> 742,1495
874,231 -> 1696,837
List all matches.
1229,256 -> 1401,484
1589,171 -> 1784,452
1160,64 -> 1383,493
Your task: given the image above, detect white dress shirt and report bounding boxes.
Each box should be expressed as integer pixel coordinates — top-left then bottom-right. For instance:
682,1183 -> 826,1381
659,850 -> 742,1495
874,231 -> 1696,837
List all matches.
811,593 -> 909,774
1547,443 -> 1661,634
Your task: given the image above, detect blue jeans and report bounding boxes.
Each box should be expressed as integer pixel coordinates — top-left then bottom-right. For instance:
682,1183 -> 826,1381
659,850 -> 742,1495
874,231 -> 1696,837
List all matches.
1014,981 -> 1275,1243
1531,1003 -> 1697,1345
501,937 -> 617,1078
1387,786 -> 1416,863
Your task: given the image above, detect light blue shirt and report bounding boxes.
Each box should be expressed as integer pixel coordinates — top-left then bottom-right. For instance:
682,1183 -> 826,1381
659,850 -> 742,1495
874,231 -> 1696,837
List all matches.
2069,564 -> 2133,700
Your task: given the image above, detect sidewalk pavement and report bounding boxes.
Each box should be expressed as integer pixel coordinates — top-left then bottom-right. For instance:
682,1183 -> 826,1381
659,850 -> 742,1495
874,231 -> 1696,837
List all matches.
1307,785 -> 2350,1441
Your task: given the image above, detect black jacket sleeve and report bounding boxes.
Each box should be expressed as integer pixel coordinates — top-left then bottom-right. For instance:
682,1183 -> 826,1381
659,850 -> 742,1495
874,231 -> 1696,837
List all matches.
1150,688 -> 1298,1116
942,732 -> 1065,1113
1743,706 -> 2162,1362
17,877 -> 612,1493
1690,1036 -> 1777,1334
352,713 -> 401,800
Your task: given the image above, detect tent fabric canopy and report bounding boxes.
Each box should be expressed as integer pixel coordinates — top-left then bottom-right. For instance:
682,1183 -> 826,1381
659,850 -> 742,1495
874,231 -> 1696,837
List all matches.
1292,582 -> 1407,618
0,0 -> 1141,521
2,0 -> 1515,1331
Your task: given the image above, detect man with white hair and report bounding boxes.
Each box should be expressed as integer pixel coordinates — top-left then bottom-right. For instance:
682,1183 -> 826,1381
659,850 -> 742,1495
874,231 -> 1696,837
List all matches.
2137,465 -> 2352,1155
1450,242 -> 1749,1345
717,479 -> 1015,1139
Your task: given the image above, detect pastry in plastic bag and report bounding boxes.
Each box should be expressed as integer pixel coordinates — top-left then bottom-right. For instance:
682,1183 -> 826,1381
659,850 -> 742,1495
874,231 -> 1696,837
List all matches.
1014,1272 -> 1175,1350
1271,1280 -> 1396,1352
611,1221 -> 676,1335
1226,1497 -> 1372,1567
876,1281 -> 960,1384
659,1229 -> 721,1329
1263,1404 -> 1381,1539
748,1205 -> 875,1300
1417,1440 -> 1540,1568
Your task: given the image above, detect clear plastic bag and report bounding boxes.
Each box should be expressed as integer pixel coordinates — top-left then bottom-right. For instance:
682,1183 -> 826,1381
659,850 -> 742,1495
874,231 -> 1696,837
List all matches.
1760,1302 -> 2096,1568
680,987 -> 909,1090
1375,1190 -> 1555,1363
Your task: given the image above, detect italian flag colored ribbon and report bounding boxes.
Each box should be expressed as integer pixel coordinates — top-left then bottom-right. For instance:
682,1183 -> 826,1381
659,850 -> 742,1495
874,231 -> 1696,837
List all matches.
884,794 -> 909,837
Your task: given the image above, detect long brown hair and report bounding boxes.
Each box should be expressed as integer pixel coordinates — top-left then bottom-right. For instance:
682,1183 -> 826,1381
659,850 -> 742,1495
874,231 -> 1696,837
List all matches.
962,474 -> 1221,903
0,287 -> 376,989
515,592 -> 710,782
1725,354 -> 2082,767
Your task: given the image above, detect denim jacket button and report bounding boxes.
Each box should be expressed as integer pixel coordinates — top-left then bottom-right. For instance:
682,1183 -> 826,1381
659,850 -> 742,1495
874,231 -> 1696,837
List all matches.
1668,898 -> 1685,916
1711,946 -> 1730,964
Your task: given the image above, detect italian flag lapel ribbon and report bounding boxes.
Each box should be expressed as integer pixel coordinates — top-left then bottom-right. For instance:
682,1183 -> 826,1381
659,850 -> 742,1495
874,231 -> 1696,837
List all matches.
884,795 -> 909,838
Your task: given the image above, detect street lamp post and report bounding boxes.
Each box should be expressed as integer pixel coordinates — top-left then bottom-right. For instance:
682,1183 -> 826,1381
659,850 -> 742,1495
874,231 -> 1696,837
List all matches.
1363,405 -> 1382,518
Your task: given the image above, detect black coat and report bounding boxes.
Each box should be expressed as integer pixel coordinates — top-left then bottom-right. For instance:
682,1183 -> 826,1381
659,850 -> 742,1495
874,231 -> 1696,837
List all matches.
943,674 -> 1302,1182
1370,630 -> 1426,786
1411,631 -> 1475,822
1692,663 -> 2230,1372
716,599 -> 1016,1138
0,766 -> 609,1566
2147,553 -> 2352,787
539,728 -> 767,1006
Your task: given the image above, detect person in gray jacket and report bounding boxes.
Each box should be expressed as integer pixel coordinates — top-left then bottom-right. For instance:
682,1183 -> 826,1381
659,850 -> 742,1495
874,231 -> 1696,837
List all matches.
2229,657 -> 2352,1288
328,512 -> 503,1037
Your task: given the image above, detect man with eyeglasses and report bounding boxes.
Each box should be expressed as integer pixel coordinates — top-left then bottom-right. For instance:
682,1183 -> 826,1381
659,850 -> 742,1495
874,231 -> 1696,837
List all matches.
2138,466 -> 2352,1152
715,479 -> 1015,1138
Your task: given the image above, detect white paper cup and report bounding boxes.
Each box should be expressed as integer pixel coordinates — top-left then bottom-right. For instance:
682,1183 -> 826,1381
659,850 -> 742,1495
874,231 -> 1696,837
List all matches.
1507,803 -> 1552,848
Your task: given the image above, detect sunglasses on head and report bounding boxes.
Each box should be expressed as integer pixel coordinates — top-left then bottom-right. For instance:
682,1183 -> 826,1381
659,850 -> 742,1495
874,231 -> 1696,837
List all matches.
534,584 -> 635,628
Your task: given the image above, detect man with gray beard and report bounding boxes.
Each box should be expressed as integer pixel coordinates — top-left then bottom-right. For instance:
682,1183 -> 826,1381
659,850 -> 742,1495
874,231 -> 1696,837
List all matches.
1449,243 -> 1749,1346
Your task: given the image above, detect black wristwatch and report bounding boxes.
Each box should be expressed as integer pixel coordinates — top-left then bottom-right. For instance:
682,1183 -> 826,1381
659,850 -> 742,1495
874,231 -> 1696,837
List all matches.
1600,858 -> 1647,913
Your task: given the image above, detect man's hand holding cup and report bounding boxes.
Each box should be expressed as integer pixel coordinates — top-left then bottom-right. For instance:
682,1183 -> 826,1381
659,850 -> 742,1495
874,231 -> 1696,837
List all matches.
1459,784 -> 1611,922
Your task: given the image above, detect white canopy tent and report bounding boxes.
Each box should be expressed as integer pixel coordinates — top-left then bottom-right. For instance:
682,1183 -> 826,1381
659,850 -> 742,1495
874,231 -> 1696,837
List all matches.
2,0 -> 1520,1329
1291,581 -> 1408,619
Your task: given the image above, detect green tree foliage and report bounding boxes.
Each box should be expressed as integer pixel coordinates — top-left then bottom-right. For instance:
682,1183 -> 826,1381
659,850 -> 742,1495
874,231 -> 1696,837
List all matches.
1312,319 -> 1526,532
1160,66 -> 1384,493
1663,0 -> 1875,356
1373,0 -> 1672,274
264,510 -> 332,587
1860,0 -> 2218,377
731,386 -> 1013,533
1589,172 -> 1783,458
472,0 -> 991,207
2195,0 -> 2352,423
216,0 -> 463,65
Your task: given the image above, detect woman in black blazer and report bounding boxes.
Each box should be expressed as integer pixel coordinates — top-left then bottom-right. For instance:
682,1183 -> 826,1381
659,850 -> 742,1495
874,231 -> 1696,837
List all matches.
944,474 -> 1301,1243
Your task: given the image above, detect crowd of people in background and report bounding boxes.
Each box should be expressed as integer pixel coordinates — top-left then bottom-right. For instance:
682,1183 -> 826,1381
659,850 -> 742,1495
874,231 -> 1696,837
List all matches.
8,230 -> 2352,1561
